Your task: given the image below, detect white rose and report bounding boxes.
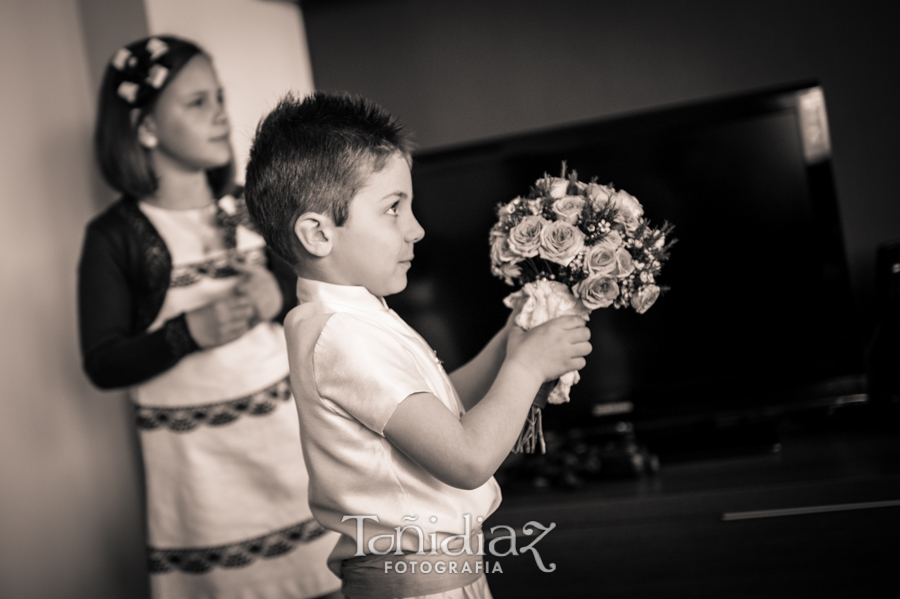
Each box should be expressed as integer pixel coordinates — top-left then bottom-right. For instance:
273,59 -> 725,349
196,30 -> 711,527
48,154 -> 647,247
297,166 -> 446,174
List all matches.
544,177 -> 570,199
507,215 -> 547,258
631,284 -> 660,314
584,242 -> 618,276
551,196 -> 586,225
490,235 -> 519,266
574,275 -> 620,309
538,221 -> 585,266
614,247 -> 635,278
610,189 -> 644,232
587,183 -> 614,207
604,229 -> 623,248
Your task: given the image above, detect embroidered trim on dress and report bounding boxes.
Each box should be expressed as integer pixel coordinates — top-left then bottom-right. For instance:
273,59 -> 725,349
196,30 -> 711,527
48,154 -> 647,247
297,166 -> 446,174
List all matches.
136,377 -> 291,432
170,247 -> 266,288
149,518 -> 328,574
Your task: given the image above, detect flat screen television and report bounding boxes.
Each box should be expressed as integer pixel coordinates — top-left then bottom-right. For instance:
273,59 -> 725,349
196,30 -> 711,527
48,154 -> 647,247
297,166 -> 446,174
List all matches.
390,80 -> 864,434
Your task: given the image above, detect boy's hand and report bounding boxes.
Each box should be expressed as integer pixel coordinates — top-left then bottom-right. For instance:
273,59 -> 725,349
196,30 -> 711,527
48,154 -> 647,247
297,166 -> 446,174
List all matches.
233,264 -> 282,323
506,316 -> 592,384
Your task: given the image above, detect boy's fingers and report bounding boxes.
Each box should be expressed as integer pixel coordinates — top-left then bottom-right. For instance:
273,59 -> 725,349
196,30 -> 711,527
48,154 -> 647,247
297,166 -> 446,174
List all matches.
572,340 -> 593,357
569,325 -> 591,341
553,314 -> 592,328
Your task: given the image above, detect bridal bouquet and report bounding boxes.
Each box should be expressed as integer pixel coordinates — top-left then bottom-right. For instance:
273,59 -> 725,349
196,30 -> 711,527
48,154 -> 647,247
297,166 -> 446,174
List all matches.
490,163 -> 675,453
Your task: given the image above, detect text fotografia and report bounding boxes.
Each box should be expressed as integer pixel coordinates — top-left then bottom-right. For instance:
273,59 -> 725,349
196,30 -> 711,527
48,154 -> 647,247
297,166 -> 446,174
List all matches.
386,559 -> 503,575
341,514 -> 557,573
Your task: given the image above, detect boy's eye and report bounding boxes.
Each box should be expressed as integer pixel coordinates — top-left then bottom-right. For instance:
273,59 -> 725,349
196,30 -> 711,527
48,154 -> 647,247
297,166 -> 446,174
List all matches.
386,202 -> 399,216
189,97 -> 204,107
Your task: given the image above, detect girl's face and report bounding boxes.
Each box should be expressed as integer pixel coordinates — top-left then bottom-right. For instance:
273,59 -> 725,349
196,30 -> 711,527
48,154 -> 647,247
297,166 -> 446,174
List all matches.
142,54 -> 231,170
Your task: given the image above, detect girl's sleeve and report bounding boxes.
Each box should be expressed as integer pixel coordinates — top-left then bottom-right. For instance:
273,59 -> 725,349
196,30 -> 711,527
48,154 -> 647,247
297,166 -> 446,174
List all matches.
314,315 -> 432,435
78,224 -> 199,390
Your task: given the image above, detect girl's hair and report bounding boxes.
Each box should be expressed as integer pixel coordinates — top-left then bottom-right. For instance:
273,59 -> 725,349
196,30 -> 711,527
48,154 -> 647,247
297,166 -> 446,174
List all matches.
94,35 -> 235,199
244,91 -> 414,265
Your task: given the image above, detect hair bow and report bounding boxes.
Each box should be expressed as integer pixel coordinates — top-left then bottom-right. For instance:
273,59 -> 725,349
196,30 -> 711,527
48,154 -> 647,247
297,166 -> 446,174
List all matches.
110,38 -> 171,105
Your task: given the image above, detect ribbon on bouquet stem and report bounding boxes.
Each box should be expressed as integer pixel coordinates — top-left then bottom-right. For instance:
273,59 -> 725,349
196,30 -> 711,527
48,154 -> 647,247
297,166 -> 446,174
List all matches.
513,380 -> 556,454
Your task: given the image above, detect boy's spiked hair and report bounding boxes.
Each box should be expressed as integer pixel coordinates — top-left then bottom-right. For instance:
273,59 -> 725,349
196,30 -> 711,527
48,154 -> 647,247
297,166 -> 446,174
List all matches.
244,91 -> 414,265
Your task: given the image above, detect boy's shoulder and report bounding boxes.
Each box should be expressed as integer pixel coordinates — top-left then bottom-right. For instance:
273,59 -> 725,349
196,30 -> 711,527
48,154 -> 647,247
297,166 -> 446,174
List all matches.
284,304 -> 406,361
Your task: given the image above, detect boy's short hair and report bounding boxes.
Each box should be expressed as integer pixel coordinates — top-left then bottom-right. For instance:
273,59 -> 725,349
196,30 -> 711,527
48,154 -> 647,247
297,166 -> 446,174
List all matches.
244,91 -> 414,265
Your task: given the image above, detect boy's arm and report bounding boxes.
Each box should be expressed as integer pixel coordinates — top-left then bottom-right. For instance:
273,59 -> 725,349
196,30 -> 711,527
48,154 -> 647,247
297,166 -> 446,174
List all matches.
384,316 -> 590,490
448,319 -> 513,412
449,300 -> 525,411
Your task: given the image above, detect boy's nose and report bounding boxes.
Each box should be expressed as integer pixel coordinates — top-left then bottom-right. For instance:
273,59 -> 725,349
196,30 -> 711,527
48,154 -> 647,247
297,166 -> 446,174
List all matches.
406,216 -> 425,244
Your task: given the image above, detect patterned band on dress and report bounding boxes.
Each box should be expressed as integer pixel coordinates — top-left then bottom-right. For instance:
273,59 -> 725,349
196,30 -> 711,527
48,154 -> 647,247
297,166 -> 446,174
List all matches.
149,518 -> 328,574
170,247 -> 266,288
136,377 -> 291,432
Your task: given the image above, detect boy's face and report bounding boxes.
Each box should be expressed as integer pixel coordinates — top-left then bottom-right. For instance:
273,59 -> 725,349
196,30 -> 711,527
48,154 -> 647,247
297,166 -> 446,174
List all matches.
330,153 -> 424,297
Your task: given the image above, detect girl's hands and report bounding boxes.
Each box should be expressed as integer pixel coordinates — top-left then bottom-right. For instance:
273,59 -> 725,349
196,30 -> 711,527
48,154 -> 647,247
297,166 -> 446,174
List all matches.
506,315 -> 592,385
185,293 -> 257,348
185,264 -> 284,350
233,264 -> 283,324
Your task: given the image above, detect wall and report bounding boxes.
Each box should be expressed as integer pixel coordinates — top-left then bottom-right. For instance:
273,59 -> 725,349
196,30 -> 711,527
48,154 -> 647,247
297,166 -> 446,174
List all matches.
143,0 -> 315,181
0,1 -> 314,596
0,1 -> 148,597
302,0 -> 900,338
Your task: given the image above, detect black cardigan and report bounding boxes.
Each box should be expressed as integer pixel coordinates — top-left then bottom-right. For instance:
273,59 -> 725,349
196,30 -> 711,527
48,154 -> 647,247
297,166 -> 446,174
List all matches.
77,196 -> 297,390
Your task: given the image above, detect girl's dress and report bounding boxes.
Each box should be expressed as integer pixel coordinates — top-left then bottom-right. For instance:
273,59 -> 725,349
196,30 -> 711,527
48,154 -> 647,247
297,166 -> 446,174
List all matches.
81,198 -> 339,599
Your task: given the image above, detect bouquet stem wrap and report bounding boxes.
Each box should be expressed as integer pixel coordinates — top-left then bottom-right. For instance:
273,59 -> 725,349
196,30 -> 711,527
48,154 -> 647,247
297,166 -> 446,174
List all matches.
505,280 -> 590,453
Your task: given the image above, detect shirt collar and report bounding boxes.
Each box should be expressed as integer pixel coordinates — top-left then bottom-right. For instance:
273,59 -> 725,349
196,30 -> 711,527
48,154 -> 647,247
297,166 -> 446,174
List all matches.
295,277 -> 389,312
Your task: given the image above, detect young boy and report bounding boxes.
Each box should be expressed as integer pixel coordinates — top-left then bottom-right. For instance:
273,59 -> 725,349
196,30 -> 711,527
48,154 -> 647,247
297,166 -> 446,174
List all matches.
244,92 -> 591,599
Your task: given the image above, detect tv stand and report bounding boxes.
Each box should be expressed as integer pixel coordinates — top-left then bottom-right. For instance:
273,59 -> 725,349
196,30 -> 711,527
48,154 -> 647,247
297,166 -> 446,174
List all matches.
488,402 -> 900,598
635,417 -> 782,463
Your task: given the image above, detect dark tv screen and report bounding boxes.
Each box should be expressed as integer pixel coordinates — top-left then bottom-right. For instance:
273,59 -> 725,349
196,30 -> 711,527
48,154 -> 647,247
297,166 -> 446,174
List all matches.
391,81 -> 863,429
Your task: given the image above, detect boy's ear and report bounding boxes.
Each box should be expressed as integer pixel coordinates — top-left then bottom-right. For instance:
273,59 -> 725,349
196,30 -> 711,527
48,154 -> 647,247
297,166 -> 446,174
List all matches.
294,212 -> 334,257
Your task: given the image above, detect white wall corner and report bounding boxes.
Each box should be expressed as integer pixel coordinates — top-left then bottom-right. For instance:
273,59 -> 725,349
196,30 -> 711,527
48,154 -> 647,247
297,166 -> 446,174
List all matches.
143,0 -> 316,182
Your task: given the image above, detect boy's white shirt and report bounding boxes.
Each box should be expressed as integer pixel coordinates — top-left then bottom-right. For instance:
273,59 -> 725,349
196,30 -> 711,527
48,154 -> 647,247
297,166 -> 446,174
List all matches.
285,277 -> 502,575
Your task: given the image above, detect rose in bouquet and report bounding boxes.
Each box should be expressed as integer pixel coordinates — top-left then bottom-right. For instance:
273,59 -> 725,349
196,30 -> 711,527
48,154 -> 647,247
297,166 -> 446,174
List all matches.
490,163 -> 675,453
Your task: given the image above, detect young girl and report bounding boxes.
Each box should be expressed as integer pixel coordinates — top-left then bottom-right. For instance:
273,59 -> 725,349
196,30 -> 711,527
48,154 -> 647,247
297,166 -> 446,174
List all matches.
77,36 -> 341,599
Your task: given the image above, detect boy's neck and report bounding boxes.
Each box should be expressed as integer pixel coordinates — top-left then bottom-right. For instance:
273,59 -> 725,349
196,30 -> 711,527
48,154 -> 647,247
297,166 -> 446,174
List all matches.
296,262 -> 347,287
296,262 -> 380,298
